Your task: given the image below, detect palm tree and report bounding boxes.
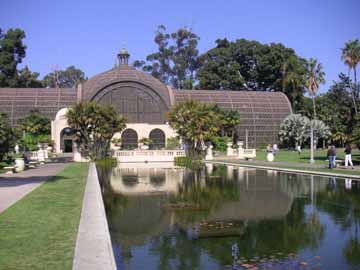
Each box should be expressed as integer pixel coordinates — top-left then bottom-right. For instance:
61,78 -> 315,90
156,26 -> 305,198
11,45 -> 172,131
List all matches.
341,39 -> 360,115
305,58 -> 325,119
282,56 -> 306,112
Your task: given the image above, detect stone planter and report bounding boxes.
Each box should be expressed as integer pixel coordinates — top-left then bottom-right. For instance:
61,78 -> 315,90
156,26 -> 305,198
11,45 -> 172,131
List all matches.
267,152 -> 274,162
15,158 -> 25,172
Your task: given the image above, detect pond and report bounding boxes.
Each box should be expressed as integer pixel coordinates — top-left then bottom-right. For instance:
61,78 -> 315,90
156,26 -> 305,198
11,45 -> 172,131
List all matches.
97,162 -> 360,270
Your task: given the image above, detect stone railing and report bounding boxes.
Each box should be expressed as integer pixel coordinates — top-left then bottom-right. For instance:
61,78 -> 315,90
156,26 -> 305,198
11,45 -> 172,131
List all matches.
113,150 -> 186,163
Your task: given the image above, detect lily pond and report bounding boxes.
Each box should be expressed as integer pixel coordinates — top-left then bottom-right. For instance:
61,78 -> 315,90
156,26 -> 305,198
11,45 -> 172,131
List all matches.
97,162 -> 360,270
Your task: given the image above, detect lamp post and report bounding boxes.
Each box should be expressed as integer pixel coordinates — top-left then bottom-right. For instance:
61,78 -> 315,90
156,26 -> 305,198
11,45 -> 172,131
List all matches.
310,126 -> 315,164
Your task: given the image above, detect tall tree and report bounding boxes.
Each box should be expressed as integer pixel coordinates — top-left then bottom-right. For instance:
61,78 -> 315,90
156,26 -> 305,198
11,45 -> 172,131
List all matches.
305,58 -> 325,119
282,55 -> 307,112
42,65 -> 86,88
17,110 -> 50,136
17,66 -> 42,87
134,25 -> 200,89
341,39 -> 360,114
197,38 -> 307,107
0,28 -> 26,87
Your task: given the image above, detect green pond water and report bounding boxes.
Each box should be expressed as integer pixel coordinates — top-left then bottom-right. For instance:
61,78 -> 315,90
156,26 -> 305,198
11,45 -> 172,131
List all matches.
97,162 -> 360,270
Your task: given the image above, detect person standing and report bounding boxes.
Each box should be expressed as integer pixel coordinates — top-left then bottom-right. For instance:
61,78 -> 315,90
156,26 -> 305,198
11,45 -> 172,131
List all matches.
344,144 -> 354,169
327,145 -> 336,169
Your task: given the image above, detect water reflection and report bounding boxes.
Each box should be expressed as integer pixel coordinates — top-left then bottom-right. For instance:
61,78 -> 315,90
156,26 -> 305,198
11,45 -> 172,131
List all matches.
97,162 -> 360,270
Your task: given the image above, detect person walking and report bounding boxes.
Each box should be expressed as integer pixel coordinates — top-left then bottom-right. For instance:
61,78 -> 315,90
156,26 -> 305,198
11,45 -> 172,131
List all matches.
344,144 -> 354,169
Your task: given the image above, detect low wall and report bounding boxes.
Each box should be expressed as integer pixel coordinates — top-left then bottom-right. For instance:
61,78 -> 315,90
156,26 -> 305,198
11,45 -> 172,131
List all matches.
72,163 -> 116,270
113,149 -> 186,163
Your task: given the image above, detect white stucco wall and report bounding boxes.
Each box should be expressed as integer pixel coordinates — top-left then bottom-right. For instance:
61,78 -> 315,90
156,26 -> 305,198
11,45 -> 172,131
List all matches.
52,108 -> 179,154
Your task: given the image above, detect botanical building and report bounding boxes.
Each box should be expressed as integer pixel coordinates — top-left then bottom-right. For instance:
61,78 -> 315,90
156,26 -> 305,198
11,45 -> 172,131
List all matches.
0,50 -> 292,153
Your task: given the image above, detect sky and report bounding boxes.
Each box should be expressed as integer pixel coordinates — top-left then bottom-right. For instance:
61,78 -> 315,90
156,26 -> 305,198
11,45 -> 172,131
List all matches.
0,0 -> 359,92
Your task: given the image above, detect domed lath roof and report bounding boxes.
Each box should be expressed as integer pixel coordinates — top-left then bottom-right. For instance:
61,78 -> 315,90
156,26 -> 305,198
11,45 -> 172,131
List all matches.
82,64 -> 171,107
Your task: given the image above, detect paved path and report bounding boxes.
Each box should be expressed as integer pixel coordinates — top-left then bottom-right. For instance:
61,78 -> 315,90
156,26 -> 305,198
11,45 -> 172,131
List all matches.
0,162 -> 68,213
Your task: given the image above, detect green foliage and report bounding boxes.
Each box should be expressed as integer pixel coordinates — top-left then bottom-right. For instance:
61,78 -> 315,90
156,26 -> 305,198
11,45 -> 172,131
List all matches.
168,100 -> 221,155
138,137 -> 152,145
134,25 -> 200,89
197,38 -> 307,106
66,102 -> 127,160
0,113 -> 14,161
211,136 -> 230,152
17,110 -> 51,136
166,136 -> 180,150
42,65 -> 87,88
351,114 -> 360,149
0,28 -> 42,87
279,114 -> 309,147
341,39 -> 360,113
305,58 -> 326,119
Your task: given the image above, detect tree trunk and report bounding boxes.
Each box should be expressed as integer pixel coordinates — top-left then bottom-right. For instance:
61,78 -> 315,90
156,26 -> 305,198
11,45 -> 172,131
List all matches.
351,68 -> 358,115
312,96 -> 317,120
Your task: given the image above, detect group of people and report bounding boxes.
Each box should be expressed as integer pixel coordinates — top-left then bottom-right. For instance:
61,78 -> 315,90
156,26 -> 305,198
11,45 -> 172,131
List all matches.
327,144 -> 354,169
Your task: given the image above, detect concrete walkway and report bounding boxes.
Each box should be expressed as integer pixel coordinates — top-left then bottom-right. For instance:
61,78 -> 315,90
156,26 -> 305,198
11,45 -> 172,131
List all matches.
0,162 -> 68,213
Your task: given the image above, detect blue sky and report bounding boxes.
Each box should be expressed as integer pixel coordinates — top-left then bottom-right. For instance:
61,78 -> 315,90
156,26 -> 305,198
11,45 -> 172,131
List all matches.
0,0 -> 359,92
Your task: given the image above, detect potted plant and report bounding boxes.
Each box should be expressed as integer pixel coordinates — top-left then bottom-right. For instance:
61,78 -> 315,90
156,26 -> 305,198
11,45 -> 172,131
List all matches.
111,138 -> 122,150
138,137 -> 152,150
13,152 -> 25,172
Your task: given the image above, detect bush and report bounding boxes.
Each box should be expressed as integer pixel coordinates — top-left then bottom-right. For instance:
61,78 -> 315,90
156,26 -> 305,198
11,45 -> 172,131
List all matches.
211,136 -> 231,152
166,137 -> 180,150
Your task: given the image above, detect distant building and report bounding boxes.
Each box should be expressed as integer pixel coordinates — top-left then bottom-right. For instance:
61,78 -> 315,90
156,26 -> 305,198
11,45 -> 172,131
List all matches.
0,49 -> 291,153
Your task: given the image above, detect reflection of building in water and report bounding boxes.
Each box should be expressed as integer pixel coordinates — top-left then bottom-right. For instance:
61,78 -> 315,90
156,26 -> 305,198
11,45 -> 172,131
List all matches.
207,169 -> 293,221
110,162 -> 186,195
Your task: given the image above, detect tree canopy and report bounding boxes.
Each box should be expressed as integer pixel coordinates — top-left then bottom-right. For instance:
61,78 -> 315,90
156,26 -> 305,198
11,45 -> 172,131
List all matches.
0,28 -> 42,88
134,25 -> 200,89
0,113 -> 14,161
42,65 -> 87,88
66,102 -> 126,160
168,100 -> 221,154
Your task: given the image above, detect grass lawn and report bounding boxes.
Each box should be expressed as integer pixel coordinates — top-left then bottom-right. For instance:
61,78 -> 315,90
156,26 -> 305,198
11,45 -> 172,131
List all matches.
0,162 -> 89,270
255,148 -> 360,166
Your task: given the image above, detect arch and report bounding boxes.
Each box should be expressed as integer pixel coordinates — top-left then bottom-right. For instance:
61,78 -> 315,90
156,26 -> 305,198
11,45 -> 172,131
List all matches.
121,129 -> 138,150
149,128 -> 166,149
60,127 -> 75,153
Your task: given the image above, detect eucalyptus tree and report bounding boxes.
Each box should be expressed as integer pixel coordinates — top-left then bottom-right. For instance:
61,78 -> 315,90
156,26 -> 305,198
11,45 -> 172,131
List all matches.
66,102 -> 126,160
168,100 -> 221,155
134,25 -> 200,89
305,58 -> 325,119
341,39 -> 360,114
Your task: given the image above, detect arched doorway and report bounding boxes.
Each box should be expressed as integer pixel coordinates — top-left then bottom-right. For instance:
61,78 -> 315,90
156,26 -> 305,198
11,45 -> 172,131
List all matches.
121,129 -> 138,149
60,127 -> 75,153
149,129 -> 165,149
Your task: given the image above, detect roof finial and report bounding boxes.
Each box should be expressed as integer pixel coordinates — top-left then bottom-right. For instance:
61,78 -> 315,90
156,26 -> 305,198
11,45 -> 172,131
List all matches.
117,47 -> 130,66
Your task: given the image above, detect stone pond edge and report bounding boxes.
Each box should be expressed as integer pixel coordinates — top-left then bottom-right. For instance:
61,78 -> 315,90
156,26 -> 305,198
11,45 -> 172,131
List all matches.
72,163 -> 116,270
205,160 -> 360,180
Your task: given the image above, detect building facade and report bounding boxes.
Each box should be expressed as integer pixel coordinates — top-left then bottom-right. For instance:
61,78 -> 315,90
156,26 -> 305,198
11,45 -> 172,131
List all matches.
0,50 -> 292,153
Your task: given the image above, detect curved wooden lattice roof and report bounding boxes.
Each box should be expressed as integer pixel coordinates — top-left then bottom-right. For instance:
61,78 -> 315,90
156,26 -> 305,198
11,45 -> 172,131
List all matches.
82,65 -> 171,108
173,90 -> 292,147
0,88 -> 77,126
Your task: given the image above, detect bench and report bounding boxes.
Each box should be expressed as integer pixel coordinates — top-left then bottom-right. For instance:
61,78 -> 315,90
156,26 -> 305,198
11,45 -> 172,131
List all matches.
4,166 -> 15,174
